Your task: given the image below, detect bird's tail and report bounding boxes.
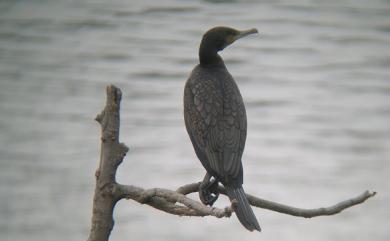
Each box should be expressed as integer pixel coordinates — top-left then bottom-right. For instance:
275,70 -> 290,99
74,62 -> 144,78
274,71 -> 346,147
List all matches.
225,185 -> 261,232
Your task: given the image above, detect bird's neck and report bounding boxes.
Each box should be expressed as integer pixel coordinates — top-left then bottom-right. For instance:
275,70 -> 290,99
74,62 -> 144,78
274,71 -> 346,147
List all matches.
199,44 -> 224,66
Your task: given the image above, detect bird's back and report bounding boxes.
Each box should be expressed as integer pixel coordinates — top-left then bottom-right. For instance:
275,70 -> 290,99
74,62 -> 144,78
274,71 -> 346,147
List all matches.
184,64 -> 247,186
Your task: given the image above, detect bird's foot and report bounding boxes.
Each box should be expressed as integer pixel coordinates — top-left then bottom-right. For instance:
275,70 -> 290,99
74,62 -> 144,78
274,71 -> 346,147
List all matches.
199,188 -> 219,206
207,176 -> 219,194
199,175 -> 220,206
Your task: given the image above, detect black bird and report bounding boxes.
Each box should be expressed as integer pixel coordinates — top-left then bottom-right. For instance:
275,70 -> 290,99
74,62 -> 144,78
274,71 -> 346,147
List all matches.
183,26 -> 260,231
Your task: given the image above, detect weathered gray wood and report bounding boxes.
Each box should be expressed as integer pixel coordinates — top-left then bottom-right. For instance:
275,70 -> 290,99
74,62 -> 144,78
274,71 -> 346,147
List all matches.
176,182 -> 376,218
87,85 -> 376,241
87,85 -> 129,241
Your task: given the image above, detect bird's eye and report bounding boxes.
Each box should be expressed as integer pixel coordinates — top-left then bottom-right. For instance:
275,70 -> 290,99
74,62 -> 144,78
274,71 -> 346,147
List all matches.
226,35 -> 235,44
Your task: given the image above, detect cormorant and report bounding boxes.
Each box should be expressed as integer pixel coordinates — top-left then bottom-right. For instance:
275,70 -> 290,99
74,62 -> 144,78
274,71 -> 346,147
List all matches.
183,26 -> 260,231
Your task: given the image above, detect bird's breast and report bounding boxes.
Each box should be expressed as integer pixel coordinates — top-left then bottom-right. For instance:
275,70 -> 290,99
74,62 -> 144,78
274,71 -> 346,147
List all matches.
186,65 -> 247,131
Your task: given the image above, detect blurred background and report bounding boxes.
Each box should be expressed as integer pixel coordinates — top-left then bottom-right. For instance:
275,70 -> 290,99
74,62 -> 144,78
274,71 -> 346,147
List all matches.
1,0 -> 389,240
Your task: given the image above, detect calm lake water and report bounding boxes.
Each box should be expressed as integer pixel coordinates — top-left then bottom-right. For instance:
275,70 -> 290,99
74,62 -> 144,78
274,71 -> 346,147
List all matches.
0,0 -> 389,240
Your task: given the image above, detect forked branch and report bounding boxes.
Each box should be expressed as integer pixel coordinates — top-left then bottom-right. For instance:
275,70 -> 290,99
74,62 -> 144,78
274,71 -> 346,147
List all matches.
87,85 -> 376,241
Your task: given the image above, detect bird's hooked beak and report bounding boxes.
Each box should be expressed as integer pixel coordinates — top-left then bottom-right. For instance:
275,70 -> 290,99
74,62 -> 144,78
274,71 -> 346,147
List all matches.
234,28 -> 258,41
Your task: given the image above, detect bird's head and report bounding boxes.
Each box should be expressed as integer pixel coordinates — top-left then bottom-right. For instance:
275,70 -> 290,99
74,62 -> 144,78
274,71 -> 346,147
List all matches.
199,26 -> 258,65
201,26 -> 258,52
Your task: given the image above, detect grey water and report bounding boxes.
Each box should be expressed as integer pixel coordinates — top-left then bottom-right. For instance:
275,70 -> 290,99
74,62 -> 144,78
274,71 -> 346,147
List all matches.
0,0 -> 389,240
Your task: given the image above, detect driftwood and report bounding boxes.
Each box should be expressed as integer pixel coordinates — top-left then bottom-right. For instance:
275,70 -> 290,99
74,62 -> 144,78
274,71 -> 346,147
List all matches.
87,85 -> 376,241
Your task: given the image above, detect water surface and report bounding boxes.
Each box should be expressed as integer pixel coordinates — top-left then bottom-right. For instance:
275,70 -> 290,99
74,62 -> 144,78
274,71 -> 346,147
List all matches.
0,0 -> 389,241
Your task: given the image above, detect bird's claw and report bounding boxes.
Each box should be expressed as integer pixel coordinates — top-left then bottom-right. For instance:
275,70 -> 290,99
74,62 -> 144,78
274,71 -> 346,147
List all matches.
199,176 -> 220,206
199,188 -> 219,206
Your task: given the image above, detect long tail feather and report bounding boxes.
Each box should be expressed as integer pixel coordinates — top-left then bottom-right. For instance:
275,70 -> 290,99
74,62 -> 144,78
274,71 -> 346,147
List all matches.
225,185 -> 261,232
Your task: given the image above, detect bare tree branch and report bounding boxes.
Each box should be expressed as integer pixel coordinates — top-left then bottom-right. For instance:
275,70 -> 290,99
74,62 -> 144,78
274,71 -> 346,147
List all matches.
87,85 -> 376,241
175,182 -> 377,218
114,182 -> 376,219
87,86 -> 129,241
115,184 -> 234,218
